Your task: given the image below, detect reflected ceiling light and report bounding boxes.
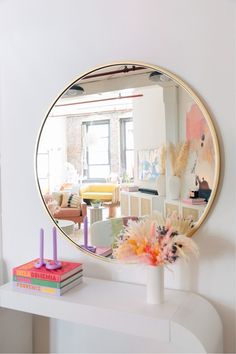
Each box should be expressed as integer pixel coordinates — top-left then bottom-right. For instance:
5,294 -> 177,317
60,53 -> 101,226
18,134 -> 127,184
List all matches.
149,71 -> 162,82
66,84 -> 85,96
149,71 -> 171,83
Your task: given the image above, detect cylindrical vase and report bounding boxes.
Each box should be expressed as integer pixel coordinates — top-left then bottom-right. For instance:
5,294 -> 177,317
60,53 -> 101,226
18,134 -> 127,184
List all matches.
156,174 -> 166,196
146,265 -> 164,304
169,175 -> 181,200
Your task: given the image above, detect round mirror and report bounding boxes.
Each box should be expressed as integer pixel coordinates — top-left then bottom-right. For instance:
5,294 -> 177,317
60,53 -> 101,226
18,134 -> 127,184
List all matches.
36,62 -> 220,260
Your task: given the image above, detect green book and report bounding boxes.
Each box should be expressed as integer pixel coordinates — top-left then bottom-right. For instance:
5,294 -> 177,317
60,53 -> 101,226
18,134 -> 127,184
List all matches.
13,270 -> 83,289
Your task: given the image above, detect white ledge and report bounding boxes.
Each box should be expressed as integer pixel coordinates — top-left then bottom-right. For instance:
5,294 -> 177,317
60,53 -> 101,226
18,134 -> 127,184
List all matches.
0,277 -> 222,353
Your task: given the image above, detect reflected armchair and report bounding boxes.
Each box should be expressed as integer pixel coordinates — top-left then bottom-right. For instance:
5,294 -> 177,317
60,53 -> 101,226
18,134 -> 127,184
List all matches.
44,192 -> 87,227
53,202 -> 87,226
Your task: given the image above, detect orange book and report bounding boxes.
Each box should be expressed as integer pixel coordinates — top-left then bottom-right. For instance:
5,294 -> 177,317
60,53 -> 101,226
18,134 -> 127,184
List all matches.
13,259 -> 83,282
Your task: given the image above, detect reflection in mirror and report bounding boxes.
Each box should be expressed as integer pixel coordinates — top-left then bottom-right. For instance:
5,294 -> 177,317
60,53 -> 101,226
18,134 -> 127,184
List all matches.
36,63 -> 219,260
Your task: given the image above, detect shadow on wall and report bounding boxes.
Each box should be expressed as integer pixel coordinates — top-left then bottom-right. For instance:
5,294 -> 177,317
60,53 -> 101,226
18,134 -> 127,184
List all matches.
82,257 -> 115,280
33,315 -> 50,353
197,233 -> 235,261
2,259 -> 8,284
165,232 -> 235,294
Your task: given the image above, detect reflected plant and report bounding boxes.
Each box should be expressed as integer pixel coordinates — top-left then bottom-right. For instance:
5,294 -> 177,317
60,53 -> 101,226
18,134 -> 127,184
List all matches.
91,199 -> 102,207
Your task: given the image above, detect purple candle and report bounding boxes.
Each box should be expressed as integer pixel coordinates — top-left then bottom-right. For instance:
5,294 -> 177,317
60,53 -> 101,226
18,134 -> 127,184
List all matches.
53,226 -> 58,262
45,227 -> 61,270
83,216 -> 88,248
34,228 -> 45,268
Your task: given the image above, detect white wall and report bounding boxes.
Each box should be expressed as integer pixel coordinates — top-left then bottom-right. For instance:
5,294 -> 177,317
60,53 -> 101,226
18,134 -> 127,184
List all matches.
0,0 -> 235,353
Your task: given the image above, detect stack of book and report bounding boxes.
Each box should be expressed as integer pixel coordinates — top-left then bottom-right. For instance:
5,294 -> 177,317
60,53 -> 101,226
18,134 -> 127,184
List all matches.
182,198 -> 207,205
13,259 -> 83,296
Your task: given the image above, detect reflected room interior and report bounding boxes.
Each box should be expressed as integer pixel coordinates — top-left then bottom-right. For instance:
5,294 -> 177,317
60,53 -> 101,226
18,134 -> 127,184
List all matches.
36,63 -> 217,259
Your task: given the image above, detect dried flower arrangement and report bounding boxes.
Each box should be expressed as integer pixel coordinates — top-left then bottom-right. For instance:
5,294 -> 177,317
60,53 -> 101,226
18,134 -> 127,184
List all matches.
112,214 -> 198,266
169,141 -> 190,177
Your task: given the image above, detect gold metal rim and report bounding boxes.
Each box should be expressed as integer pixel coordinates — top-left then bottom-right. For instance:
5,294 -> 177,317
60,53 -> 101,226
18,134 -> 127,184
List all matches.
34,60 -> 221,261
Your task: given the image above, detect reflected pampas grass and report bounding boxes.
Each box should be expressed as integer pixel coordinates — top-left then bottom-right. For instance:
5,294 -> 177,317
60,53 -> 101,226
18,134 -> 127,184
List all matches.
169,141 -> 190,177
151,211 -> 194,235
159,144 -> 166,175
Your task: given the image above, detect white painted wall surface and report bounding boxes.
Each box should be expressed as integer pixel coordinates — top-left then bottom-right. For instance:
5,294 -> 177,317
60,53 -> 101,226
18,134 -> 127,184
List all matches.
133,86 -> 165,152
0,0 -> 235,353
133,85 -> 165,190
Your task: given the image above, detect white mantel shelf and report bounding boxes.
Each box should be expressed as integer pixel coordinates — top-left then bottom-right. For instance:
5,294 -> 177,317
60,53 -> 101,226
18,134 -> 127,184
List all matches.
0,277 -> 222,353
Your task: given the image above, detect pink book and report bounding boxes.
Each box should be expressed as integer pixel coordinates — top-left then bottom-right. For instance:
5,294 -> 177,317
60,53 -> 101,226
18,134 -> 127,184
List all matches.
182,198 -> 206,205
95,247 -> 113,257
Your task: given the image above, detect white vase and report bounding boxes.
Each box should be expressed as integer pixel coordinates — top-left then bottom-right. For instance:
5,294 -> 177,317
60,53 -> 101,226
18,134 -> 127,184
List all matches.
169,175 -> 181,200
146,265 -> 164,304
156,174 -> 166,196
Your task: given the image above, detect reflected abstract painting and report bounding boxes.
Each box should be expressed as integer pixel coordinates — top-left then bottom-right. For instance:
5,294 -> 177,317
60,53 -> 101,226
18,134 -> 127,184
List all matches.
138,149 -> 160,181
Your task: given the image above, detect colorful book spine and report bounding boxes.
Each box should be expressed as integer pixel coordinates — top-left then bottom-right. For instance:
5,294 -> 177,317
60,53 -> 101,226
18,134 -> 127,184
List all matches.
13,270 -> 83,289
13,277 -> 83,296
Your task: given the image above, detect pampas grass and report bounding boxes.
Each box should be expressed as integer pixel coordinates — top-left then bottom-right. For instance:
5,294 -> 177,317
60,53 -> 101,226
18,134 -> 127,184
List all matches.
159,144 -> 166,175
169,141 -> 190,177
150,211 -> 194,236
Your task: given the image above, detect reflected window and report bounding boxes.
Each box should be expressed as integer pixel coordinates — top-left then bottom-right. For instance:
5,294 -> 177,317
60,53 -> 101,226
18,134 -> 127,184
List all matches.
120,118 -> 134,180
83,120 -> 110,179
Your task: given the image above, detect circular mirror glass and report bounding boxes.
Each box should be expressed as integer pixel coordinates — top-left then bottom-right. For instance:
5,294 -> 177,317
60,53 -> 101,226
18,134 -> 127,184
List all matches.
36,62 -> 220,260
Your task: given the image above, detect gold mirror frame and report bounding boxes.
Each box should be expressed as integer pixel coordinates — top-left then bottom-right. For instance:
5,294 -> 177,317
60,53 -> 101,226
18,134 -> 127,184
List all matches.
35,61 -> 220,261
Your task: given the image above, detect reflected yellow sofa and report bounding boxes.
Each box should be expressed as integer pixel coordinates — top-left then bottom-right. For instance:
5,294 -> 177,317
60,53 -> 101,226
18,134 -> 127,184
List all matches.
80,183 -> 120,204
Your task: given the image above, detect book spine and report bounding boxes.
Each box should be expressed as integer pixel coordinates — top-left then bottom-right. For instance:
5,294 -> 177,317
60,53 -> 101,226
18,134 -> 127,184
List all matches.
13,269 -> 62,282
13,275 -> 61,288
13,278 -> 82,296
13,281 -> 62,296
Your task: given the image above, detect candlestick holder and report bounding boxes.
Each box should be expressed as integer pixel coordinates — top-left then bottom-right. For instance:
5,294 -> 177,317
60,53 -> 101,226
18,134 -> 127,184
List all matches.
81,216 -> 96,253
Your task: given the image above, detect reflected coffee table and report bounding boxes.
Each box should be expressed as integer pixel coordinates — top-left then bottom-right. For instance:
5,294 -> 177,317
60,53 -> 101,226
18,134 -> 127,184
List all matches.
103,202 -> 118,218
